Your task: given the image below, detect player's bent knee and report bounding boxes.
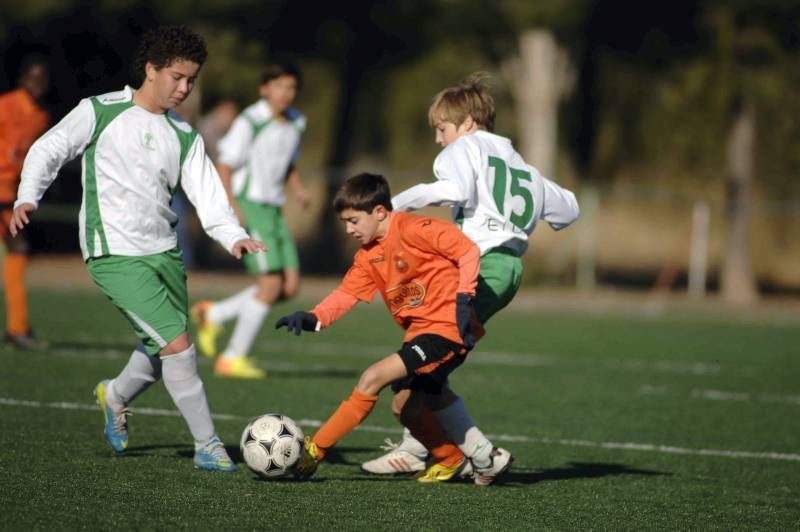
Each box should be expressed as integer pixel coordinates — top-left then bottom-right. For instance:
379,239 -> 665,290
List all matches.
160,332 -> 192,356
256,274 -> 283,304
391,389 -> 410,417
356,367 -> 386,396
281,284 -> 299,300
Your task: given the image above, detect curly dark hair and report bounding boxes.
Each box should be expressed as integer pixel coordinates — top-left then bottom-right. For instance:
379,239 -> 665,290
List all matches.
131,25 -> 207,85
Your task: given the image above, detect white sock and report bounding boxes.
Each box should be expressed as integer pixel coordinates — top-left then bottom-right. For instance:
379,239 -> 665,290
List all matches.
398,428 -> 429,458
221,294 -> 269,359
109,344 -> 162,405
160,345 -> 215,445
433,397 -> 493,468
208,285 -> 258,325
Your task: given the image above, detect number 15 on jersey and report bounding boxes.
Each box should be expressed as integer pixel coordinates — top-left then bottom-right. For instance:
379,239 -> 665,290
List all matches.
488,156 -> 535,231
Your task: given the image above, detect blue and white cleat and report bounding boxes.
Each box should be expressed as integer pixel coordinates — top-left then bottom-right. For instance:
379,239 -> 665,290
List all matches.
194,435 -> 236,472
93,379 -> 129,454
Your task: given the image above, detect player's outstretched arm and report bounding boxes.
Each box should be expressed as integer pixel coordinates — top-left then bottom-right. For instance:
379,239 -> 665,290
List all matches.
230,238 -> 266,259
392,142 -> 477,211
392,179 -> 467,212
9,203 -> 36,237
276,288 -> 360,336
541,177 -> 580,230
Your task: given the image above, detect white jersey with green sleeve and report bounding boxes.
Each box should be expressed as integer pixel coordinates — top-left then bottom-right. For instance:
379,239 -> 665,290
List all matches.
216,99 -> 305,206
391,130 -> 579,256
16,86 -> 249,260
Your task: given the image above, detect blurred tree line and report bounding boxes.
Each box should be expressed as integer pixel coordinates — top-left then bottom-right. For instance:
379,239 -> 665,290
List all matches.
2,0 -> 799,296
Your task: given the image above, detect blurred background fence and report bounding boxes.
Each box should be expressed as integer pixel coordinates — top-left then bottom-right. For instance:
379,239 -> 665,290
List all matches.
3,0 -> 800,300
25,170 -> 800,296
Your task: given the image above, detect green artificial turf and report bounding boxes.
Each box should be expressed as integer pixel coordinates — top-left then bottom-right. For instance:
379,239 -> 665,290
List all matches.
1,289 -> 798,530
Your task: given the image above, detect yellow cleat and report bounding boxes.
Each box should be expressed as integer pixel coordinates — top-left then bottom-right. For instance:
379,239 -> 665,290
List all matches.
415,457 -> 466,483
293,436 -> 321,480
214,356 -> 266,379
191,301 -> 220,358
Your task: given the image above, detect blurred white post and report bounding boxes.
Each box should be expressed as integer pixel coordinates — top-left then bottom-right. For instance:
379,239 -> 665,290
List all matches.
577,187 -> 598,291
505,30 -> 572,180
721,102 -> 758,304
688,200 -> 710,298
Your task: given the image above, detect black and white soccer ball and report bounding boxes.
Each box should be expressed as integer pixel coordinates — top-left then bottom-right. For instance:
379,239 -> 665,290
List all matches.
240,413 -> 304,479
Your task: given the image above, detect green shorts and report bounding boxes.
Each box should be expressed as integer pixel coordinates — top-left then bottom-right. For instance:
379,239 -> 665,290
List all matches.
87,248 -> 188,355
238,199 -> 299,275
475,247 -> 523,325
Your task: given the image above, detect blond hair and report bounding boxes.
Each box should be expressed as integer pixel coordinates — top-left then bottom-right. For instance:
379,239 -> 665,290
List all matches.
428,72 -> 495,132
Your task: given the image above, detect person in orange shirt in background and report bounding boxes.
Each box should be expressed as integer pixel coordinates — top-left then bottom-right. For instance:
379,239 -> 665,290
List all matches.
276,173 -> 512,484
0,57 -> 50,349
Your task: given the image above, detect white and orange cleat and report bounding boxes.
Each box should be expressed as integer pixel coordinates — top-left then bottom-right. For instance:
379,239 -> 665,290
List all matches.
361,438 -> 428,475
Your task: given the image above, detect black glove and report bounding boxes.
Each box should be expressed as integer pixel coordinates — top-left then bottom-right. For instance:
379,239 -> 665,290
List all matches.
455,293 -> 476,349
275,311 -> 319,336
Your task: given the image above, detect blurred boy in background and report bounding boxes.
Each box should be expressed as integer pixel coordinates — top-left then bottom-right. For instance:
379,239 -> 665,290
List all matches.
192,62 -> 311,379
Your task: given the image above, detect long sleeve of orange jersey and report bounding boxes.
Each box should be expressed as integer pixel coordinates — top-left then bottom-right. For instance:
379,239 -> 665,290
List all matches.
310,289 -> 359,328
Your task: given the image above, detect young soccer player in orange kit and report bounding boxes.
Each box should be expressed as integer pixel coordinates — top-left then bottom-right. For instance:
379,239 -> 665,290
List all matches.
275,172 -> 501,482
0,57 -> 50,349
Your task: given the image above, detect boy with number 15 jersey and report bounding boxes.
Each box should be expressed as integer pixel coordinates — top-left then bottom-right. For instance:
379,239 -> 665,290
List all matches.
362,73 -> 579,483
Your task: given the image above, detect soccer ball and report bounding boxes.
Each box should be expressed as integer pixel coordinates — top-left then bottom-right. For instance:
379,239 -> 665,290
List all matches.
240,413 -> 304,479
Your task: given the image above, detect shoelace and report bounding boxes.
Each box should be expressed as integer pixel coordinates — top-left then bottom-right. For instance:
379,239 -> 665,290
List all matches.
113,409 -> 130,434
206,442 -> 230,462
378,438 -> 400,452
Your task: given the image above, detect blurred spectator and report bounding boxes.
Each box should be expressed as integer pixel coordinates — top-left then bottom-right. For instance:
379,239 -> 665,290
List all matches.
197,100 -> 239,162
0,56 -> 50,350
171,88 -> 205,269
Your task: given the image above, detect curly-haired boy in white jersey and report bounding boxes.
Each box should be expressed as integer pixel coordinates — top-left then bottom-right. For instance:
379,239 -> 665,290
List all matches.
362,73 -> 580,485
11,26 -> 265,471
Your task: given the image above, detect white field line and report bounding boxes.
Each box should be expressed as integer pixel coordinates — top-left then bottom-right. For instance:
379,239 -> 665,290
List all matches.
638,385 -> 800,406
692,388 -> 800,405
2,396 -> 799,463
49,337 -> 721,376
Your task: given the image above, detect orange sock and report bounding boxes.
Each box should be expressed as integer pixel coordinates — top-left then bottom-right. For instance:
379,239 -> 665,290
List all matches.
312,388 -> 379,460
405,406 -> 464,468
4,254 -> 29,336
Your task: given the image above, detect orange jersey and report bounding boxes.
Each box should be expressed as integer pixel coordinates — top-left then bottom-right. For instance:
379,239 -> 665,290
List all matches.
335,211 -> 481,344
0,89 -> 49,203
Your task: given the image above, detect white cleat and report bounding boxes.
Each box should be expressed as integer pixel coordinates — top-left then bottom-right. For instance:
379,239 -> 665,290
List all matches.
361,438 -> 428,475
472,447 -> 513,486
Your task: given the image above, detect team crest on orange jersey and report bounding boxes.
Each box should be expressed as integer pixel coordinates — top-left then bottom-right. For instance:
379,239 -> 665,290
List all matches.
394,252 -> 408,272
385,280 -> 426,315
